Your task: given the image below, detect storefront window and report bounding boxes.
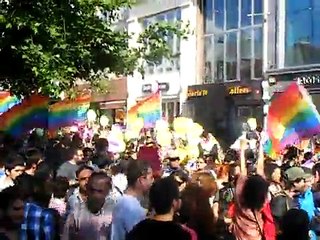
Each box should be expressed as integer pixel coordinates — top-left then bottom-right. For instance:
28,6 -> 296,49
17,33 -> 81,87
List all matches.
203,0 -> 263,82
285,0 -> 320,67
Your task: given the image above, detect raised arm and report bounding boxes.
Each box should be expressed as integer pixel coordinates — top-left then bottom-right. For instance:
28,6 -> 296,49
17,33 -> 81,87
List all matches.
240,139 -> 247,176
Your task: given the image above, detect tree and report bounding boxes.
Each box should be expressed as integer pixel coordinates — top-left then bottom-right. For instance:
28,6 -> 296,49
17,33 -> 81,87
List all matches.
0,0 -> 188,98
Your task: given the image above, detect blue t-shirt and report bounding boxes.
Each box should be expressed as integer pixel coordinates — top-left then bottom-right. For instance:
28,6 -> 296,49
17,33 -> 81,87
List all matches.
111,194 -> 146,240
0,169 -> 5,179
294,188 -> 317,240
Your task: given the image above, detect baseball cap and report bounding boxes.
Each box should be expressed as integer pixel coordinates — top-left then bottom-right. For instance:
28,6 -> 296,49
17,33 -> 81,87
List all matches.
285,167 -> 312,182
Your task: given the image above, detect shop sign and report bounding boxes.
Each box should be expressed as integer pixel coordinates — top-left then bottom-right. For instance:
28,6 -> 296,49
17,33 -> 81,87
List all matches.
187,89 -> 208,97
296,74 -> 320,85
142,82 -> 169,93
228,86 -> 252,95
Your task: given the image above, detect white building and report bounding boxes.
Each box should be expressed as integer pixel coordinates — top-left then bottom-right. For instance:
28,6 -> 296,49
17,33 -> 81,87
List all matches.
126,0 -> 199,120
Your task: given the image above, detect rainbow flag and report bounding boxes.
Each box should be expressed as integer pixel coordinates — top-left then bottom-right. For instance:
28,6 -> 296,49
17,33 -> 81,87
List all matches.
48,95 -> 90,131
0,95 -> 49,137
265,83 -> 320,158
0,92 -> 20,113
128,91 -> 161,128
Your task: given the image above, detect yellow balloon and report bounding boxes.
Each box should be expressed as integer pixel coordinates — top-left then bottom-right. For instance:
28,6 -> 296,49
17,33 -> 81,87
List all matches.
157,130 -> 172,147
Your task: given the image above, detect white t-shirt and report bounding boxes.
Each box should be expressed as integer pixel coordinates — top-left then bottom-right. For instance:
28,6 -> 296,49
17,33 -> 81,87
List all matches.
0,176 -> 14,192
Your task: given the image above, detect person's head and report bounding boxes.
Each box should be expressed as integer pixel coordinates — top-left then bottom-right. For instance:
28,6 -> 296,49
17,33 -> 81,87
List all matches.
86,172 -> 112,214
179,183 -> 215,236
312,162 -> 320,183
67,147 -> 84,164
32,177 -> 52,207
264,162 -> 281,183
95,138 -> 109,153
280,209 -> 310,240
241,174 -> 269,210
126,159 -> 154,194
15,173 -> 36,201
196,172 -> 218,197
76,165 -> 94,193
228,163 -> 240,184
34,162 -> 53,182
83,147 -> 94,162
51,177 -> 69,199
0,185 -> 25,229
168,156 -> 180,169
215,164 -> 229,181
170,170 -> 189,192
24,148 -> 43,176
149,177 -> 180,216
303,152 -> 313,161
196,158 -> 207,171
4,153 -> 25,180
224,149 -> 239,163
285,167 -> 311,193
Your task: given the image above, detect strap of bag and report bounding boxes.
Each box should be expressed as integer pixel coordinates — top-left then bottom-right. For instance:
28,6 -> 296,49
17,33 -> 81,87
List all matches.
252,209 -> 266,240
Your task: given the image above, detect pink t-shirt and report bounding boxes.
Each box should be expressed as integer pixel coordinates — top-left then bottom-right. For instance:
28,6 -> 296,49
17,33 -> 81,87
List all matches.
231,175 -> 264,240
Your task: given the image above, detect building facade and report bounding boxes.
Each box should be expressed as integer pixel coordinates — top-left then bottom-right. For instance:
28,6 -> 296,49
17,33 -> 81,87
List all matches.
185,0 -> 264,146
126,0 -> 198,122
263,0 -> 320,117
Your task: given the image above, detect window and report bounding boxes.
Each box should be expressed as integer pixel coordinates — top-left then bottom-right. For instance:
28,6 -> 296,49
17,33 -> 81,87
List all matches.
226,0 -> 239,30
175,102 -> 180,117
285,0 -> 320,67
203,0 -> 263,82
204,36 -> 214,83
241,0 -> 252,27
204,0 -> 214,34
168,102 -> 174,120
253,0 -> 263,24
226,32 -> 238,80
142,8 -> 181,75
162,103 -> 166,118
215,0 -> 224,30
253,27 -> 263,78
214,35 -> 224,81
240,29 -> 252,79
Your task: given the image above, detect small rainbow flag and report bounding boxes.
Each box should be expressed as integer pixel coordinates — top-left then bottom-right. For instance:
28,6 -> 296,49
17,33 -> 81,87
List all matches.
0,92 -> 20,114
0,94 -> 49,137
128,91 -> 161,128
48,95 -> 90,131
265,83 -> 320,158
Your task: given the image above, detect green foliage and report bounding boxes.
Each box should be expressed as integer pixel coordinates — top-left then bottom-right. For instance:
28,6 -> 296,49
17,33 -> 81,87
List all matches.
0,0 -> 188,98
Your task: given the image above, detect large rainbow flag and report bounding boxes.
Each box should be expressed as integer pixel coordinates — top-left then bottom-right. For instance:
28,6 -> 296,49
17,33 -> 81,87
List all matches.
0,92 -> 20,113
0,94 -> 49,137
127,91 -> 161,128
48,95 -> 90,131
265,83 -> 320,158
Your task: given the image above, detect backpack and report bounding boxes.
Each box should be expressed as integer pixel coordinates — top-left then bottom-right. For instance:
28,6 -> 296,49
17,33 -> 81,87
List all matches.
219,186 -> 235,216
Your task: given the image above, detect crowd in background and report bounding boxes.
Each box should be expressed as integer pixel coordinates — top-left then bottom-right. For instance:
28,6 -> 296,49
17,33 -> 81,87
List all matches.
0,129 -> 319,240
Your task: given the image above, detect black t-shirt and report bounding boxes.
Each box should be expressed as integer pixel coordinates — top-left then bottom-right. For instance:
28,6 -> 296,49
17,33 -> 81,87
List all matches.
126,219 -> 192,240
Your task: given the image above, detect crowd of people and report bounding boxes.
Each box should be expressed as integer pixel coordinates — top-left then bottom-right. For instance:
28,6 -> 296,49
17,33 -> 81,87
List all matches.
0,129 -> 319,240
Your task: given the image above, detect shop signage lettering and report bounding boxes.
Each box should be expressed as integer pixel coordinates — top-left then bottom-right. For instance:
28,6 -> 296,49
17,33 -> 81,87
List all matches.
187,89 -> 208,97
296,74 -> 320,85
228,86 -> 252,95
